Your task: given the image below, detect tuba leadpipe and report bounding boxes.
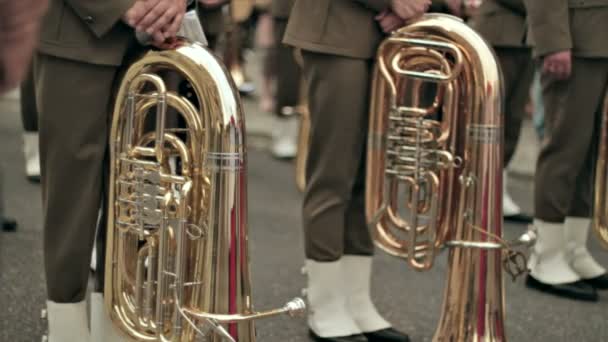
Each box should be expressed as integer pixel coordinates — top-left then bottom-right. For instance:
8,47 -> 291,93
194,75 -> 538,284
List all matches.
105,39 -> 304,342
366,14 -> 533,341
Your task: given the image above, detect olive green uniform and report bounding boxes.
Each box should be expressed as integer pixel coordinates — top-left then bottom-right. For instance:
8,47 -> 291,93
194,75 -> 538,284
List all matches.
523,0 -> 608,222
285,0 -> 390,261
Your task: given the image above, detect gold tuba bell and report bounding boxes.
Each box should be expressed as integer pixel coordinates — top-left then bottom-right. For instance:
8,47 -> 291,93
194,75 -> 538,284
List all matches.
104,39 -> 304,342
366,14 -> 534,341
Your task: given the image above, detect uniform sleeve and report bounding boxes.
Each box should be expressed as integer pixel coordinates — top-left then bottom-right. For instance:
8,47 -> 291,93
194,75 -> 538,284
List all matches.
523,0 -> 571,57
352,0 -> 391,12
64,0 -> 135,38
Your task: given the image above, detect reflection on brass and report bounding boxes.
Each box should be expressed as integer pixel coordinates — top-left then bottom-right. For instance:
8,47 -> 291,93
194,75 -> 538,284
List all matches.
366,14 -> 532,341
594,90 -> 608,249
105,40 -> 304,342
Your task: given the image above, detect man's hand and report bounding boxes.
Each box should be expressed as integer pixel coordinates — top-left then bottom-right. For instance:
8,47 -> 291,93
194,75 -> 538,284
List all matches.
124,0 -> 187,47
542,50 -> 572,80
390,0 -> 431,20
375,10 -> 405,33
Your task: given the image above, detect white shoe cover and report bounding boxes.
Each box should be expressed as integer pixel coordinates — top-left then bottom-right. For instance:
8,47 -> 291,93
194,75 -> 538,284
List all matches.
342,256 -> 391,332
46,300 -> 90,342
305,259 -> 362,338
528,219 -> 581,284
23,132 -> 40,178
565,217 -> 606,279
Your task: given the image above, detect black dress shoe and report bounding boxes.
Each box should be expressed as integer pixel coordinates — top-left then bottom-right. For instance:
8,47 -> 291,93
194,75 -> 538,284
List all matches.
584,273 -> 608,290
364,328 -> 410,342
1,217 -> 17,232
308,330 -> 368,342
504,213 -> 533,224
525,275 -> 598,301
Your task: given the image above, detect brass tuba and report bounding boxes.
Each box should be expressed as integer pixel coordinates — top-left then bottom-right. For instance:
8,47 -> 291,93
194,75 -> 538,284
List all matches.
366,14 -> 533,341
593,91 -> 608,248
105,39 -> 304,342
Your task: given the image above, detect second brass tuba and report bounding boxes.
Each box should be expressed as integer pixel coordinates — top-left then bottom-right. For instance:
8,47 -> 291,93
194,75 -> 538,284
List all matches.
104,40 -> 304,342
366,14 -> 533,341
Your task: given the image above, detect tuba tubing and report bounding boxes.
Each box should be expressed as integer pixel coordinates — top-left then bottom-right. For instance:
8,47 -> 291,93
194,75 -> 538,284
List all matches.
366,14 -> 532,341
105,40 -> 304,342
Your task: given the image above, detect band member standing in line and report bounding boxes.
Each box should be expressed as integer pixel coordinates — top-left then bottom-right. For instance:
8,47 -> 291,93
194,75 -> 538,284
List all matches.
468,0 -> 534,223
269,0 -> 301,159
523,0 -> 608,301
34,1 -> 186,341
285,1 -> 428,341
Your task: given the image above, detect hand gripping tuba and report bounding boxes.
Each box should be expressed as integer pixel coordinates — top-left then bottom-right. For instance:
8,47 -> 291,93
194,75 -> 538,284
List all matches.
105,40 -> 304,342
366,14 -> 534,341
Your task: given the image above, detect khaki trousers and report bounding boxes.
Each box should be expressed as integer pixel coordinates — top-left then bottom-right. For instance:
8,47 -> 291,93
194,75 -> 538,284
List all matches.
301,50 -> 374,261
535,58 -> 608,222
496,47 -> 535,165
35,53 -> 120,303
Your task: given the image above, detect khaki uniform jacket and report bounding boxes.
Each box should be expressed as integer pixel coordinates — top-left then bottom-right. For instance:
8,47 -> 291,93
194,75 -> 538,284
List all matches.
284,0 -> 390,59
39,0 -> 135,66
470,0 -> 527,48
271,0 -> 296,18
524,0 -> 608,58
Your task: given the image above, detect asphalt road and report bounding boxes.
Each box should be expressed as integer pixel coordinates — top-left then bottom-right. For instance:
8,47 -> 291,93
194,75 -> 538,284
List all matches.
1,92 -> 608,342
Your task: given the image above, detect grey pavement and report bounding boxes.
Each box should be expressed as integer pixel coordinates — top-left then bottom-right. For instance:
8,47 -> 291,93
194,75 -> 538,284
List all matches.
1,70 -> 608,342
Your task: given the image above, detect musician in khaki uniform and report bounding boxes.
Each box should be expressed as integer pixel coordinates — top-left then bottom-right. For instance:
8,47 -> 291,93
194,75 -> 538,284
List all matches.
269,0 -> 300,158
469,0 -> 534,223
285,1 -> 428,341
35,1 -> 187,341
523,0 -> 608,302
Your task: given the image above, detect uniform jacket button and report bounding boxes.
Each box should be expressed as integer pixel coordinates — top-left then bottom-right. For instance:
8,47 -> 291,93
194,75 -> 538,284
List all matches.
84,16 -> 94,24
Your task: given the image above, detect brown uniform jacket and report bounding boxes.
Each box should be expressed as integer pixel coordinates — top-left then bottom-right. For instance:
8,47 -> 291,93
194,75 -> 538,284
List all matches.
284,0 -> 390,59
38,0 -> 135,66
524,0 -> 608,58
271,0 -> 296,18
470,0 -> 527,48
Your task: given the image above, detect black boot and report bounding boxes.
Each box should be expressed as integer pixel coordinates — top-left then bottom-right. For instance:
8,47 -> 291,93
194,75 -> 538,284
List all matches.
584,273 -> 608,290
364,328 -> 410,342
309,330 -> 367,342
525,275 -> 598,301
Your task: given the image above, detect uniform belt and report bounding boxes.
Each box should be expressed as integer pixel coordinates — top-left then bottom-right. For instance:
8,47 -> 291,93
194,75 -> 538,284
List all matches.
569,0 -> 608,8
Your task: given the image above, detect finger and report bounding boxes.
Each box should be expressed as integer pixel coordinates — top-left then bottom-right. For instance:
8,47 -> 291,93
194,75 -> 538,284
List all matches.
151,30 -> 165,44
124,2 -> 146,26
146,6 -> 176,34
164,12 -> 185,39
135,0 -> 166,32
